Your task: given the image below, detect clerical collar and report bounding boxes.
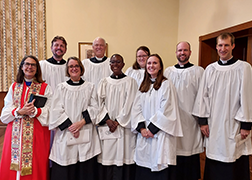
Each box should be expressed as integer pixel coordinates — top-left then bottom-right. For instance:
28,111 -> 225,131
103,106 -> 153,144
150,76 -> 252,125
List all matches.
24,77 -> 33,82
150,78 -> 156,84
110,73 -> 126,79
47,57 -> 66,65
24,77 -> 33,86
67,78 -> 84,86
218,57 -> 238,66
175,62 -> 194,69
90,56 -> 107,63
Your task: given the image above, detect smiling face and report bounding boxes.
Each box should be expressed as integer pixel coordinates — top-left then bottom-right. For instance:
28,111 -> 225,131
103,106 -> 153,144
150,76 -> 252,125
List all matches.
216,36 -> 235,61
22,57 -> 37,79
136,50 -> 149,68
92,38 -> 106,58
146,56 -> 161,79
51,39 -> 67,61
67,59 -> 81,81
110,55 -> 125,76
176,42 -> 191,65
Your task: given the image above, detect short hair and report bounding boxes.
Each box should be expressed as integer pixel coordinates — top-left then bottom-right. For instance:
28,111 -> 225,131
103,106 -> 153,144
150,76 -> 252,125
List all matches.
132,46 -> 150,69
16,55 -> 44,83
176,41 -> 191,51
92,37 -> 106,46
216,32 -> 235,45
51,36 -> 67,48
110,53 -> 124,63
66,56 -> 85,77
139,54 -> 167,92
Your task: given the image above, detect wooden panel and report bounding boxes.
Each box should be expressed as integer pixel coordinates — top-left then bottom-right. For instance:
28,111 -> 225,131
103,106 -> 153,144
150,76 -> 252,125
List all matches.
0,126 -> 6,161
199,21 -> 252,41
199,20 -> 252,67
198,39 -> 218,68
247,35 -> 252,65
0,92 -> 7,161
0,92 -> 7,126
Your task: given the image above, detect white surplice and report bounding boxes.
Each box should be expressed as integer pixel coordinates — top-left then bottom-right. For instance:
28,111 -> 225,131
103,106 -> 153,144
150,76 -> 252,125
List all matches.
82,58 -> 112,88
125,67 -> 145,87
97,76 -> 138,166
131,79 -> 183,172
164,65 -> 204,156
39,60 -> 68,91
49,81 -> 101,166
192,60 -> 252,162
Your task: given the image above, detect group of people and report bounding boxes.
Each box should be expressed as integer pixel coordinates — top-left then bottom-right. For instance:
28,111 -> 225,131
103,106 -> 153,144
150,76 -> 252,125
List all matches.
0,32 -> 252,180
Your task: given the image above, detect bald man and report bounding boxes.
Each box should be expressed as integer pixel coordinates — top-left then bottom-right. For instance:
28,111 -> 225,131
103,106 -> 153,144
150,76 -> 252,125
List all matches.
81,37 -> 112,88
164,41 -> 204,180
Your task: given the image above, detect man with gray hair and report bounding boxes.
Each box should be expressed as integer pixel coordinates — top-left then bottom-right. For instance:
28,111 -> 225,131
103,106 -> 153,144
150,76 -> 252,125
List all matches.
82,37 -> 112,87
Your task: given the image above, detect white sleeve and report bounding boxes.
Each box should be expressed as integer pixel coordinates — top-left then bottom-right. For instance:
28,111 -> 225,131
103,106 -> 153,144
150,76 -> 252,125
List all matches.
0,84 -> 16,124
116,78 -> 138,128
149,80 -> 183,137
192,69 -> 211,118
235,63 -> 252,122
49,84 -> 69,130
86,83 -> 99,124
131,90 -> 146,133
96,78 -> 109,124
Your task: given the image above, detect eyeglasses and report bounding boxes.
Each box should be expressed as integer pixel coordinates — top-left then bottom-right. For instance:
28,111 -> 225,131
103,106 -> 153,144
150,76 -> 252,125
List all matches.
137,55 -> 148,58
24,62 -> 36,68
110,60 -> 122,64
68,65 -> 80,69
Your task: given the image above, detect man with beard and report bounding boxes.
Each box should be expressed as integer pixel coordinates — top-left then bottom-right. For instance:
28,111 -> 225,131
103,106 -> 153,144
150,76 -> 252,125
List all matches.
164,41 -> 204,180
39,36 -> 68,172
39,36 -> 68,91
81,37 -> 112,88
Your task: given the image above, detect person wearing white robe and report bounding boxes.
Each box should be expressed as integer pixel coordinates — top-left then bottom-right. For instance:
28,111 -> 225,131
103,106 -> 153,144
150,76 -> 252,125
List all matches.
81,37 -> 112,88
39,36 -> 68,92
131,54 -> 183,180
164,41 -> 204,180
96,54 -> 138,180
39,36 -> 68,168
125,46 -> 150,87
192,32 -> 252,180
49,57 -> 101,180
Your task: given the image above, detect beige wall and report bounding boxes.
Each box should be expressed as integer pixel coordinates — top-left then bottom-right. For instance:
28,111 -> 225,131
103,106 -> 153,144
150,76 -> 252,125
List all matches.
177,0 -> 252,65
46,0 -> 179,71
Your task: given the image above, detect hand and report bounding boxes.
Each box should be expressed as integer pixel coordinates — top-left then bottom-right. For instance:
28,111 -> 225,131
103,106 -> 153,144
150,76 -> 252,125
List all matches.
18,99 -> 36,116
140,128 -> 153,138
68,119 -> 86,134
147,130 -> 154,138
240,129 -> 250,139
73,131 -> 80,138
140,128 -> 148,138
106,119 -> 119,133
200,125 -> 209,137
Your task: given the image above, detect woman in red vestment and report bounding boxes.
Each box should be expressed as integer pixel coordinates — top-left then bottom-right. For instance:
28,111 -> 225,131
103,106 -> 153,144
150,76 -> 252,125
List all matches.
0,55 -> 52,180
